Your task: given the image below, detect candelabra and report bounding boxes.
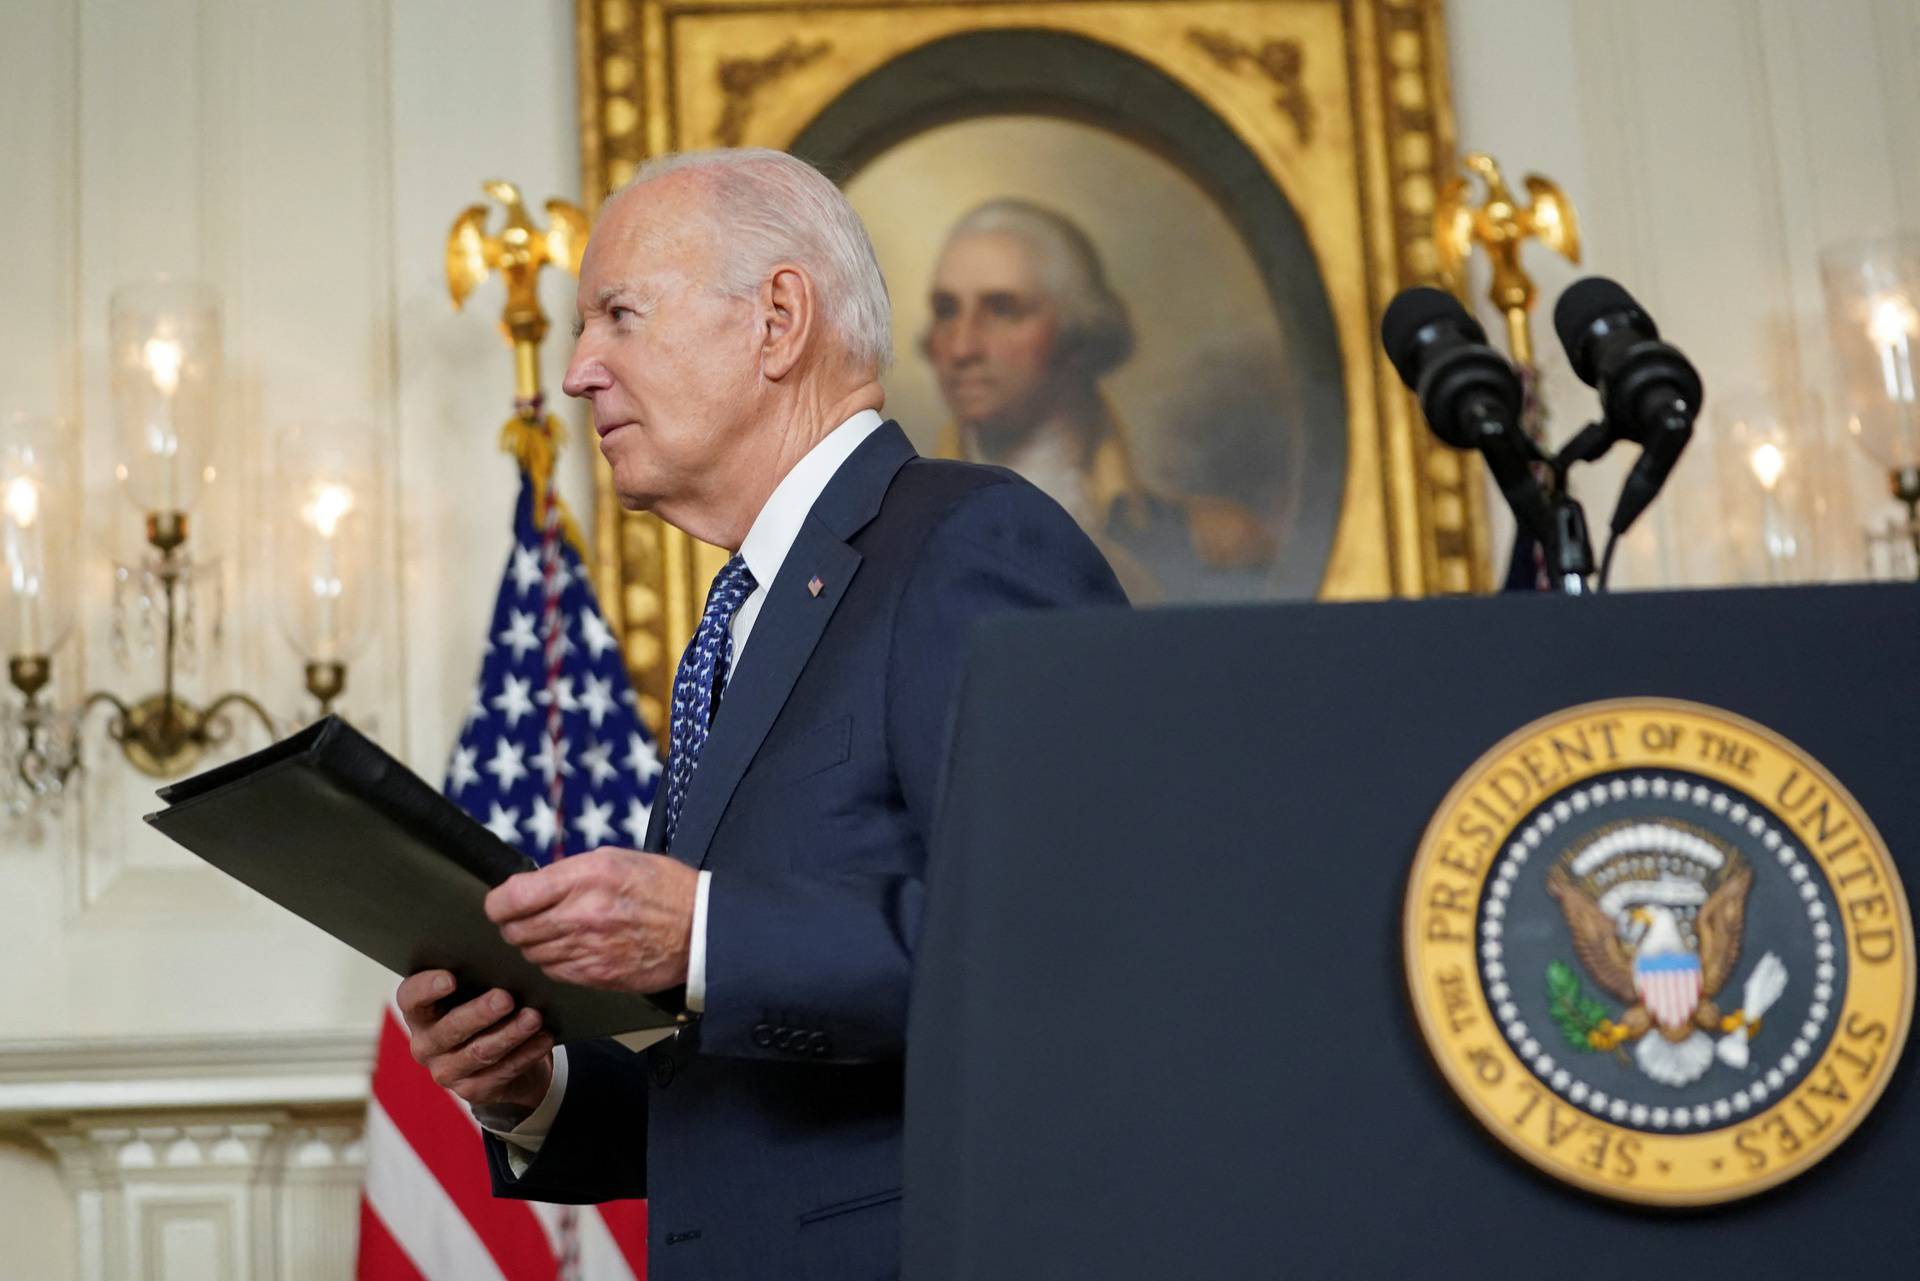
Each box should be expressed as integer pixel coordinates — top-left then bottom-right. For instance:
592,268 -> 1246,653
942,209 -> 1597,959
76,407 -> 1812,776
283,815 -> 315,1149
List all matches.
1821,235 -> 1920,579
0,280 -> 382,817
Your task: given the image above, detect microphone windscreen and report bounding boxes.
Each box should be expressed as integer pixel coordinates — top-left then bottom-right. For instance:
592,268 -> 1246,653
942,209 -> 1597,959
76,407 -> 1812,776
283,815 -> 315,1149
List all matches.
1380,287 -> 1475,391
1552,277 -> 1645,383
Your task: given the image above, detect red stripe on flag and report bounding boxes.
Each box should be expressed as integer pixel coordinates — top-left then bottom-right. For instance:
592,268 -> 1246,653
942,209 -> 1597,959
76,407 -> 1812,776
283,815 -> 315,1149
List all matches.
369,1010 -> 558,1278
357,1196 -> 430,1281
598,1198 -> 649,1278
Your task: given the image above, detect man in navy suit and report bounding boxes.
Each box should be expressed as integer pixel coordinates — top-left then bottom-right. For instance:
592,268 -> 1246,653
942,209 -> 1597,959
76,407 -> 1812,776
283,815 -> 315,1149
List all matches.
397,148 -> 1126,1279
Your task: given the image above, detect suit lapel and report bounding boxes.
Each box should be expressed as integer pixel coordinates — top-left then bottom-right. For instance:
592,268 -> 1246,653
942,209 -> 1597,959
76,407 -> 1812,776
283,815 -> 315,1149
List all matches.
644,767 -> 669,851
663,422 -> 916,869
669,527 -> 858,868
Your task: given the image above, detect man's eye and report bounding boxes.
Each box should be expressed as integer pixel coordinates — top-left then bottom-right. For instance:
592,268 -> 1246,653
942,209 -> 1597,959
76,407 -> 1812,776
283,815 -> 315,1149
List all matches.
610,306 -> 633,323
929,296 -> 958,321
984,297 -> 1028,319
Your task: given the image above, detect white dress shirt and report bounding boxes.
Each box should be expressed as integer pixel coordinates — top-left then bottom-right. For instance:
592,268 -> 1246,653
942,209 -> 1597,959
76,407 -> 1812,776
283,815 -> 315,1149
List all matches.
479,409 -> 887,1164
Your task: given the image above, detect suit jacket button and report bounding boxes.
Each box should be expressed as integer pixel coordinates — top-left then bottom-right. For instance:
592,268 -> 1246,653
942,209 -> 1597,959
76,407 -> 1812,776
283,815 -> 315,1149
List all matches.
809,1031 -> 829,1056
752,1022 -> 774,1048
651,1054 -> 676,1087
773,1027 -> 795,1051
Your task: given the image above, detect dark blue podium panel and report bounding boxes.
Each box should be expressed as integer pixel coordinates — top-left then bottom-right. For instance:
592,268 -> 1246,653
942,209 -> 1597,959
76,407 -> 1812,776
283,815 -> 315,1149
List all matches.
905,584 -> 1917,1280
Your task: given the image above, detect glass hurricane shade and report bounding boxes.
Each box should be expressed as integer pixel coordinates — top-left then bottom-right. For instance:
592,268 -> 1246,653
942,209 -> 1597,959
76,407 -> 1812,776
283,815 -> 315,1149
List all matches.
1821,236 -> 1920,473
0,413 -> 79,658
272,423 -> 381,663
1712,393 -> 1827,583
109,279 -> 221,515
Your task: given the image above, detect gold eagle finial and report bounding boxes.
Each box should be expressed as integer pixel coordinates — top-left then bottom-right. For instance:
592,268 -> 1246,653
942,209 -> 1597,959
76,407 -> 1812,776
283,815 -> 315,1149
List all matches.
1435,152 -> 1581,367
444,180 -> 590,349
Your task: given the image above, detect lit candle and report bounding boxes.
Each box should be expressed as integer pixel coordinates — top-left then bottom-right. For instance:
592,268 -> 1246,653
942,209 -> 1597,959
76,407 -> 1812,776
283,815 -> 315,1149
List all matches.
303,481 -> 354,659
144,335 -> 183,511
1866,293 -> 1918,405
1746,441 -> 1795,580
3,475 -> 44,655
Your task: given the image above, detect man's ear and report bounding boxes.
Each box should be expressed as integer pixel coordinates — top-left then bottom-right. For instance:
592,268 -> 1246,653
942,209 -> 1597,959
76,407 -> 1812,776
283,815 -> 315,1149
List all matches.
760,264 -> 814,381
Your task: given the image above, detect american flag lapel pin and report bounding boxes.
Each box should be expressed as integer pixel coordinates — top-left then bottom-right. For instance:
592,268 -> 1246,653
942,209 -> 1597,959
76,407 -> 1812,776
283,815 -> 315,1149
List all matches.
807,575 -> 825,597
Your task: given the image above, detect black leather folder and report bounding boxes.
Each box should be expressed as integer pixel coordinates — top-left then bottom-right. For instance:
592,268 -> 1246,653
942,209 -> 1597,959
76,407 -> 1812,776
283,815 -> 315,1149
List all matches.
144,715 -> 676,1044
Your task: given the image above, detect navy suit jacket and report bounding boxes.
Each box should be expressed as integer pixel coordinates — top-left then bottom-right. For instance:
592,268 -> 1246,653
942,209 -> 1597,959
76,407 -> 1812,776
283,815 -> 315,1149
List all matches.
483,421 -> 1128,1279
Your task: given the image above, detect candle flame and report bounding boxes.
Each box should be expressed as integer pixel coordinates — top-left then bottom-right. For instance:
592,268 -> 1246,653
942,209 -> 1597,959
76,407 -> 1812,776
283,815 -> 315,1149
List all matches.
1748,441 -> 1786,492
1866,294 -> 1919,349
3,478 -> 40,528
304,482 -> 355,538
143,337 -> 184,396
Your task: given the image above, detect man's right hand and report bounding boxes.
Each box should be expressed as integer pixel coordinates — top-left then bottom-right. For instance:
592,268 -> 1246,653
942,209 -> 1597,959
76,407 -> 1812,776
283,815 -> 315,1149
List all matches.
397,971 -> 554,1113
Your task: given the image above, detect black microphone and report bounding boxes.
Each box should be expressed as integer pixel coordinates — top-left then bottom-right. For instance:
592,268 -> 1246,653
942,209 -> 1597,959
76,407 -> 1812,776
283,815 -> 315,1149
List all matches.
1381,287 -> 1549,542
1553,277 -> 1704,536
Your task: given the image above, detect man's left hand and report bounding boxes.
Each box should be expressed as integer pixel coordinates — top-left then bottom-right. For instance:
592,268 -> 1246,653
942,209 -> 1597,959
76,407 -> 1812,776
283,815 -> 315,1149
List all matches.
485,848 -> 699,994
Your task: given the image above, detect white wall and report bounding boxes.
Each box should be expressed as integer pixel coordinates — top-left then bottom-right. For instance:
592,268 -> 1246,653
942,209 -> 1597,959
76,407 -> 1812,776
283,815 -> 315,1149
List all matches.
2,0 -> 1916,1273
1447,0 -> 1920,587
0,0 -> 583,1275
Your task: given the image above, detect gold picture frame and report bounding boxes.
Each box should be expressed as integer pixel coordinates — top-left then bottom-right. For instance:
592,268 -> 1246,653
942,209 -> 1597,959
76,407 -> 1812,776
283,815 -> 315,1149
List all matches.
575,0 -> 1485,734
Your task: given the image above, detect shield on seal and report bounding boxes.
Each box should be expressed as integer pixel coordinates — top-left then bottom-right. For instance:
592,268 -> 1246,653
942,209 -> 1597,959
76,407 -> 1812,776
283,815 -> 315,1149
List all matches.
1634,951 -> 1702,1032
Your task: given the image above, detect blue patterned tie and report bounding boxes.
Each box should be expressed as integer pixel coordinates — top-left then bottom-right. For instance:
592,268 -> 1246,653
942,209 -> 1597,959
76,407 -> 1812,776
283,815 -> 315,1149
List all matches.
662,554 -> 757,852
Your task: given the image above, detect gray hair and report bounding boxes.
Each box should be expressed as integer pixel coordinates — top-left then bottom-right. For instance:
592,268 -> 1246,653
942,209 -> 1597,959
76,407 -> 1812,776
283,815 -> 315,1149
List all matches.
612,148 -> 893,375
935,199 -> 1135,377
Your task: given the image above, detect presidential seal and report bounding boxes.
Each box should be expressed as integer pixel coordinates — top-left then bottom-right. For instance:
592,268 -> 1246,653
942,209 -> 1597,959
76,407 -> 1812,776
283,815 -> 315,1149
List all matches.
1404,699 -> 1913,1205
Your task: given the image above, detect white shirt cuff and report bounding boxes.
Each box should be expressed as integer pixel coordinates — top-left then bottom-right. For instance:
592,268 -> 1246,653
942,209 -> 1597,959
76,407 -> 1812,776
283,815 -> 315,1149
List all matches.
472,1045 -> 569,1178
687,869 -> 713,1013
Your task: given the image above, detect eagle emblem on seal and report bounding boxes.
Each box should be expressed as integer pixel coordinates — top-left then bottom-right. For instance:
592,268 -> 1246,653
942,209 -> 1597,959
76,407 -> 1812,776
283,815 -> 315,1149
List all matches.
1544,821 -> 1789,1087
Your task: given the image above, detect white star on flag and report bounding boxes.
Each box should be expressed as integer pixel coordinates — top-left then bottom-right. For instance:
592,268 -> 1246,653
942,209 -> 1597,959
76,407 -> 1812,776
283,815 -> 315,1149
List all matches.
622,797 -> 651,845
492,674 -> 535,727
447,745 -> 479,795
579,738 -> 618,788
531,733 -> 574,785
574,798 -> 616,847
535,676 -> 579,713
509,544 -> 543,596
524,796 -> 560,848
626,731 -> 663,783
580,608 -> 618,659
578,673 -> 616,728
483,738 -> 528,790
484,802 -> 521,844
497,610 -> 541,660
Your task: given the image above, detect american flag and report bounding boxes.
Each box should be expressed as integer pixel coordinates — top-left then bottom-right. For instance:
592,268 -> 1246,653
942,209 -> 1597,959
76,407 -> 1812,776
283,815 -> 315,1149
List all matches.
357,444 -> 658,1280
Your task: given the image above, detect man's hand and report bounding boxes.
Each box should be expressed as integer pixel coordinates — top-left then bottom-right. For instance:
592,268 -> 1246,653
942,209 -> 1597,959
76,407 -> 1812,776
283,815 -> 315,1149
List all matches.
485,847 -> 699,994
397,971 -> 554,1112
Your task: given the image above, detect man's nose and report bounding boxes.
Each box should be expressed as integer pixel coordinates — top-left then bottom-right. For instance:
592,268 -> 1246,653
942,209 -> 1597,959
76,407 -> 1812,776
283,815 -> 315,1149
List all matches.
562,340 -> 610,399
945,311 -> 985,362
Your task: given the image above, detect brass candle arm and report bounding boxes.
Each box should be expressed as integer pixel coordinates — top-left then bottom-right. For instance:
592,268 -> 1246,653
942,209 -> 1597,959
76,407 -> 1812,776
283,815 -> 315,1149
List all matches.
8,664 -> 279,787
5,504 -> 292,787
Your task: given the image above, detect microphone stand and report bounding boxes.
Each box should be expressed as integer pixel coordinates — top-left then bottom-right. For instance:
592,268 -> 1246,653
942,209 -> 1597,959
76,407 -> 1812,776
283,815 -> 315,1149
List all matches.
1539,421 -> 1612,596
1542,487 -> 1596,595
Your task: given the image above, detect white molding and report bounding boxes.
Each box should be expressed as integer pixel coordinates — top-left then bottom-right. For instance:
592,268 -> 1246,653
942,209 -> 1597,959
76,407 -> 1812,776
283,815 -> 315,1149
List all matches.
0,1029 -> 373,1120
32,1109 -> 366,1281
